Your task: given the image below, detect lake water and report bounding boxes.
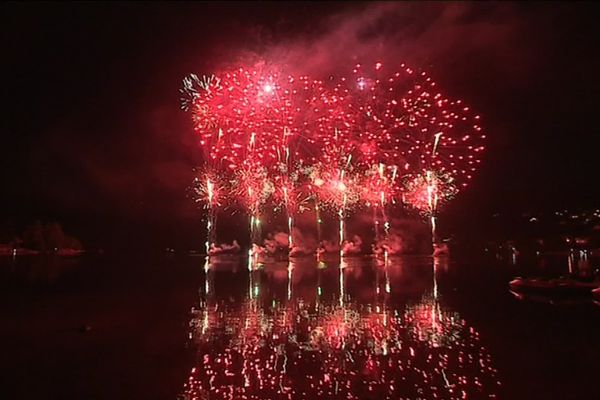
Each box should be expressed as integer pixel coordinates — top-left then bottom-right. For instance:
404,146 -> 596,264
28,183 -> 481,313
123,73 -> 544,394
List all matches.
1,252 -> 599,399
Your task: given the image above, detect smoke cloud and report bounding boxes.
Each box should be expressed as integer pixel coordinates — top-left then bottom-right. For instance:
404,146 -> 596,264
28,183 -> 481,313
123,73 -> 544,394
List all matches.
208,240 -> 241,255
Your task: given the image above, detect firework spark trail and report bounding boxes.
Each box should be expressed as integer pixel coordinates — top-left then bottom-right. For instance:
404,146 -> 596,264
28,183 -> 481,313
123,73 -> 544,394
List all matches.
193,172 -> 223,255
426,170 -> 438,244
372,205 -> 381,245
205,177 -> 216,254
183,74 -> 227,253
359,162 -> 395,257
338,164 -> 347,258
315,199 -> 323,251
402,169 -> 458,251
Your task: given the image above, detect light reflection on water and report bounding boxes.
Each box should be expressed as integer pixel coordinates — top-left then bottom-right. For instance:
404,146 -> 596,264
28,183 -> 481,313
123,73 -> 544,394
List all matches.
181,256 -> 501,399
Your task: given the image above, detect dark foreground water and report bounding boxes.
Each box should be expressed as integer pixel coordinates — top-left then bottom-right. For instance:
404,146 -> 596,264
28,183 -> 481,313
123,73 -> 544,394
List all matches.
1,252 -> 599,399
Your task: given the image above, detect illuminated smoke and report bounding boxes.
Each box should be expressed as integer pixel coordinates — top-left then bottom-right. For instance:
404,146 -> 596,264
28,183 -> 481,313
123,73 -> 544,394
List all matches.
374,232 -> 406,256
342,234 -> 363,255
208,240 -> 241,255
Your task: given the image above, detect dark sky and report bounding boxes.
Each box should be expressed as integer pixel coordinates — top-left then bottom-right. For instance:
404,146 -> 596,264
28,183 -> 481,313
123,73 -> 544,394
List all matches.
1,2 -> 599,248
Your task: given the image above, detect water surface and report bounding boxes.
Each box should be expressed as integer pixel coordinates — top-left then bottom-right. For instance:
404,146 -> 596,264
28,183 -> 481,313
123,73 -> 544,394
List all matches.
1,252 -> 599,399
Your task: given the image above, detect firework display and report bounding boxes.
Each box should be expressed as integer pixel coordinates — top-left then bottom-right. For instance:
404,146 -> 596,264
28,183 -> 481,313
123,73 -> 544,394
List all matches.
181,62 -> 485,254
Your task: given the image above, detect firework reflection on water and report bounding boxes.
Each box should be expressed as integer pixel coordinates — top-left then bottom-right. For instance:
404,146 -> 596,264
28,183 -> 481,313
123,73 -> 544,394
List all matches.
181,257 -> 501,399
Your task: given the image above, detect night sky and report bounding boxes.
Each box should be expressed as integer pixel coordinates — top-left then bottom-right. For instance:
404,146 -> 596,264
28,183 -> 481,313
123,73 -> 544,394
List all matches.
2,2 -> 599,249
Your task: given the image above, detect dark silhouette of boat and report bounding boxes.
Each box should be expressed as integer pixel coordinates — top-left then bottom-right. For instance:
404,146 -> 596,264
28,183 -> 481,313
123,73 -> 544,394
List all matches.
509,276 -> 599,297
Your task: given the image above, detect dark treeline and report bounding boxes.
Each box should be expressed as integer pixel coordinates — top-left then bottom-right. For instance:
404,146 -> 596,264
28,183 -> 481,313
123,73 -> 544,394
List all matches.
0,221 -> 83,252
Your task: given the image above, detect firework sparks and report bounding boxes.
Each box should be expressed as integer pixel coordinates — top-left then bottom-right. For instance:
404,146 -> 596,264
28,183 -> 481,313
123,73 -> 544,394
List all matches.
182,61 -> 485,255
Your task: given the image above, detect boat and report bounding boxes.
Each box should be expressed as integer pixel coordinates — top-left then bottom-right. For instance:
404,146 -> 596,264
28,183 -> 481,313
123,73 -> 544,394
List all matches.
593,287 -> 600,307
509,276 -> 599,297
55,248 -> 85,256
509,290 -> 592,305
